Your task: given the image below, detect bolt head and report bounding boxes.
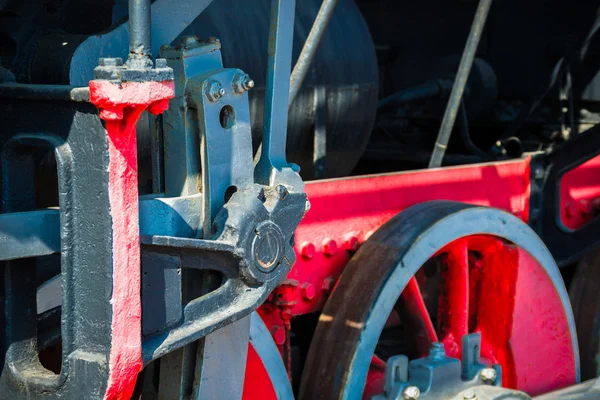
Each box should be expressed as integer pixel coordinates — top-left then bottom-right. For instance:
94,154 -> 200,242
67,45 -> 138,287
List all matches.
300,242 -> 316,259
463,389 -> 476,399
323,239 -> 338,256
233,73 -> 255,93
428,342 -> 446,361
205,81 -> 224,102
480,367 -> 497,384
345,235 -> 360,251
277,185 -> 289,200
302,283 -> 316,300
402,386 -> 420,400
534,166 -> 545,180
155,58 -> 168,68
98,57 -> 123,67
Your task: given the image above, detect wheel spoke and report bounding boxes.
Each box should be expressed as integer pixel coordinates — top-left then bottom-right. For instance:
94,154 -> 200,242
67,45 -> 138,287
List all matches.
397,277 -> 438,356
472,240 -> 519,387
437,239 -> 470,356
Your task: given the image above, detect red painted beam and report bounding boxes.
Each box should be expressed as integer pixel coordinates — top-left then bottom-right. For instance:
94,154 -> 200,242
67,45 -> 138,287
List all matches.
90,79 -> 174,400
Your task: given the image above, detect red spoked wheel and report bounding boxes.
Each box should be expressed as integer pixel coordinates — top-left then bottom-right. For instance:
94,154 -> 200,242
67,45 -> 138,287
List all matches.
299,201 -> 579,400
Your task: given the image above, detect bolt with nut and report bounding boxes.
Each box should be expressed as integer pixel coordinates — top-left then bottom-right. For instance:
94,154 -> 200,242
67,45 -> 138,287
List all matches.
233,73 -> 255,93
206,80 -> 225,102
402,386 -> 420,400
480,367 -> 497,384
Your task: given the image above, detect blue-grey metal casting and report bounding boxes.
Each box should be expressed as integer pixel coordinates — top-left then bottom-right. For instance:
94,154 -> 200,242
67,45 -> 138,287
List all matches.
160,36 -> 224,197
249,312 -> 294,399
186,68 -> 255,236
0,209 -> 59,261
139,194 -> 203,238
141,184 -> 306,363
160,34 -> 253,399
374,336 -> 511,400
69,0 -> 215,85
461,333 -> 493,383
0,194 -> 203,261
193,315 -> 251,400
0,93 -> 117,399
255,0 -> 303,191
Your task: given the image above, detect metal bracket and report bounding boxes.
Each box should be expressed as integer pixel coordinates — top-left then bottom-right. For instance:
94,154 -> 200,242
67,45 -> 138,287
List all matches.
529,123 -> 600,266
374,337 -> 504,400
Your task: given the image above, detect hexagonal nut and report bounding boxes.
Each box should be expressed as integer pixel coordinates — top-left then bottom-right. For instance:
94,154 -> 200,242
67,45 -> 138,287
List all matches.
232,73 -> 255,93
402,386 -> 420,400
205,80 -> 225,102
480,367 -> 497,384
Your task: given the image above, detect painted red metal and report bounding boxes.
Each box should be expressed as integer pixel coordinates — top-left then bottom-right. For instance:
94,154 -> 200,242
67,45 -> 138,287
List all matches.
360,235 -> 576,398
560,154 -> 600,230
252,157 -> 581,398
90,79 -> 174,400
397,277 -> 438,357
438,239 -> 470,358
262,158 -> 532,324
242,344 -> 278,400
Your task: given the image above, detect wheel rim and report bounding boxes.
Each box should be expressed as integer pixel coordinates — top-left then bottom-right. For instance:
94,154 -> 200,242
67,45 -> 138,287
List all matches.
299,201 -> 579,400
242,312 -> 293,400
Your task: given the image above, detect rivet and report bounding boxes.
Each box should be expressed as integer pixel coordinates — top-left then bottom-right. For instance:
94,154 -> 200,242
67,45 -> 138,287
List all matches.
323,239 -> 338,256
300,242 -> 316,259
302,283 -> 316,301
322,277 -> 335,292
345,235 -> 360,251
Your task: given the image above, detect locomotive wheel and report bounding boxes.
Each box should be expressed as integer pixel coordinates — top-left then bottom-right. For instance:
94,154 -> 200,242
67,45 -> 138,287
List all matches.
570,249 -> 600,380
299,201 -> 579,399
243,313 -> 294,400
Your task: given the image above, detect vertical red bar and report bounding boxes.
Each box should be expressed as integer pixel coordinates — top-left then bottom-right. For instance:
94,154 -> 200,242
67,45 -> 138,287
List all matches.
90,80 -> 173,400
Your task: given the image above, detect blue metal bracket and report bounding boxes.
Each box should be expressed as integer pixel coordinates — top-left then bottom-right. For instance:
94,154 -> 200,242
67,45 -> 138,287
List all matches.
255,0 -> 304,191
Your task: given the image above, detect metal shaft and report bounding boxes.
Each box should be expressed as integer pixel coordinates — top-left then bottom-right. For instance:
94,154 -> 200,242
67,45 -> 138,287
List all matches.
255,0 -> 297,184
428,0 -> 493,168
129,0 -> 152,58
288,0 -> 340,106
